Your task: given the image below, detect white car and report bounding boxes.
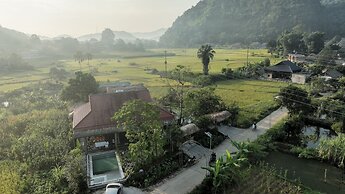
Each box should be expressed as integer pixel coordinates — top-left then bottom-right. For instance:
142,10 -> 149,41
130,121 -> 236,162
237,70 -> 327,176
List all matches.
105,183 -> 123,194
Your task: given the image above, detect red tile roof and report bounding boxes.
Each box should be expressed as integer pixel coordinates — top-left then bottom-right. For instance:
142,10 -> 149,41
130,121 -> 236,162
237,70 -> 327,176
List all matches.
73,87 -> 174,132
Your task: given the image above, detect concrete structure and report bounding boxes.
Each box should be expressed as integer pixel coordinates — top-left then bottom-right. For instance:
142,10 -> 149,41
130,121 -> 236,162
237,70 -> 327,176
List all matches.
291,73 -> 309,84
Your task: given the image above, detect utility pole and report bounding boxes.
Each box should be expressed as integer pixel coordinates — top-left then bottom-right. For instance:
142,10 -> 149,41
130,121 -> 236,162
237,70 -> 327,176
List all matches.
164,50 -> 168,76
247,45 -> 249,66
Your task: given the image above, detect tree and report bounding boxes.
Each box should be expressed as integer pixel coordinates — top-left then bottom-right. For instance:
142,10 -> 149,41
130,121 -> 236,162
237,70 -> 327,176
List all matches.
278,31 -> 307,55
30,34 -> 41,46
197,44 -> 215,75
171,65 -> 190,124
317,45 -> 337,65
184,88 -> 226,119
85,53 -> 92,66
305,31 -> 325,54
63,143 -> 87,194
73,51 -> 84,70
278,85 -> 315,115
283,116 -> 304,145
49,67 -> 67,81
61,72 -> 98,102
113,100 -> 165,166
101,28 -> 115,45
0,161 -> 22,194
267,40 -> 277,55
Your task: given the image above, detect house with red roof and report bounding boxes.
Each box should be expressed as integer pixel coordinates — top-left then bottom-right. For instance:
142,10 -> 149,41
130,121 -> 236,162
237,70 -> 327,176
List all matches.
72,85 -> 174,153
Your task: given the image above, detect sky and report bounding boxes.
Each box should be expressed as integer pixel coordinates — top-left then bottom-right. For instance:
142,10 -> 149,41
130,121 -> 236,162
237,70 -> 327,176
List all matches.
0,0 -> 200,37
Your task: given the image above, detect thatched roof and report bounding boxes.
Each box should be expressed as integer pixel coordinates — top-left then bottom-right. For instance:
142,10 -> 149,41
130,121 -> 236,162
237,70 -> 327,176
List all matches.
207,111 -> 231,123
180,124 -> 200,137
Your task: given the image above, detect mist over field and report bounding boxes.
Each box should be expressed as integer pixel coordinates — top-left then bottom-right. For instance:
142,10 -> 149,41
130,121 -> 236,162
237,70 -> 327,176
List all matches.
1,0 -> 345,194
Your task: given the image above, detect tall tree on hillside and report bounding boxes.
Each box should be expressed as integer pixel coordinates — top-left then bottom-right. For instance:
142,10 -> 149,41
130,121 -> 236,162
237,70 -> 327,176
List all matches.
101,28 -> 115,45
197,44 -> 215,75
278,31 -> 307,55
305,31 -> 325,54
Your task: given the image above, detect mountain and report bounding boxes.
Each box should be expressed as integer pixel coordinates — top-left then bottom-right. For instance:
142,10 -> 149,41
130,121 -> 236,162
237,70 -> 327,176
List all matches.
78,31 -> 137,42
0,25 -> 30,52
321,0 -> 345,5
160,0 -> 345,47
132,28 -> 167,41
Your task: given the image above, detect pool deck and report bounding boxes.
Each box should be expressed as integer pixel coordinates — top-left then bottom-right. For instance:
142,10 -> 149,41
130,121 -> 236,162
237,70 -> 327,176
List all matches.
87,150 -> 125,188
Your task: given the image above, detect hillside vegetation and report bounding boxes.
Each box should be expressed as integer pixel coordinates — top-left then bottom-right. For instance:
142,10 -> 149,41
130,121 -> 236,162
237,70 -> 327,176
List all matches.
160,0 -> 345,47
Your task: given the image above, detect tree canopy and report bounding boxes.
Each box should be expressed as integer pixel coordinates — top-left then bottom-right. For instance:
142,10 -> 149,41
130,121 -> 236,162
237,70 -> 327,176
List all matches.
184,88 -> 226,119
113,100 -> 165,166
197,44 -> 215,75
278,85 -> 315,115
160,0 -> 345,47
61,72 -> 98,102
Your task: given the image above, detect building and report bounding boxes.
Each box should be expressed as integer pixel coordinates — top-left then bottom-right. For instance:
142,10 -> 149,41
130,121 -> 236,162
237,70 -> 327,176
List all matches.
72,85 -> 175,188
320,69 -> 343,80
291,73 -> 310,84
72,85 -> 175,152
264,60 -> 303,80
288,54 -> 306,63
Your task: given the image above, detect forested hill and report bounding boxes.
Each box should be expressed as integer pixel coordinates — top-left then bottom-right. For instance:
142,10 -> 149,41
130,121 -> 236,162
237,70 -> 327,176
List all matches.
160,0 -> 345,47
0,25 -> 30,52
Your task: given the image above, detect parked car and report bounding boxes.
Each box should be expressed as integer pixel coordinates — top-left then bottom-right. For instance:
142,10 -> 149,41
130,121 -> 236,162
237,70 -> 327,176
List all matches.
105,183 -> 123,194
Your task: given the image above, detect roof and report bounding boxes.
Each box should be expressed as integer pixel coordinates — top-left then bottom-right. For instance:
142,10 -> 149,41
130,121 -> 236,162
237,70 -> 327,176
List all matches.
180,124 -> 201,137
322,69 -> 343,79
338,38 -> 345,48
73,87 -> 174,132
288,53 -> 306,57
264,60 -> 303,73
207,111 -> 231,123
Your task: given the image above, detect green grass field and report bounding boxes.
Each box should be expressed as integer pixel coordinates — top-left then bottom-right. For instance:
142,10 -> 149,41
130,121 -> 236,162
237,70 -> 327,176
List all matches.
0,48 -> 288,126
214,80 -> 290,127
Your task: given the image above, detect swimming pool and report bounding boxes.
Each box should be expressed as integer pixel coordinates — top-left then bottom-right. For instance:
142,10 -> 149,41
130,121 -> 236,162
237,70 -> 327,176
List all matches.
92,152 -> 119,175
87,151 -> 125,188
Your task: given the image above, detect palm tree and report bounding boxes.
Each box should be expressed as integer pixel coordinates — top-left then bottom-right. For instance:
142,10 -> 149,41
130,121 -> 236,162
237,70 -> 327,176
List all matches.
85,53 -> 93,72
85,53 -> 92,66
197,44 -> 216,75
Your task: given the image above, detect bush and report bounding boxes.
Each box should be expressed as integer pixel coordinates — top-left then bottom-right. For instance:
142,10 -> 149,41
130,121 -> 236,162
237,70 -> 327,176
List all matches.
193,75 -> 213,86
125,154 -> 183,188
189,177 -> 213,194
290,147 -> 318,159
331,122 -> 343,133
194,130 -> 226,149
221,68 -> 234,79
195,116 -> 213,129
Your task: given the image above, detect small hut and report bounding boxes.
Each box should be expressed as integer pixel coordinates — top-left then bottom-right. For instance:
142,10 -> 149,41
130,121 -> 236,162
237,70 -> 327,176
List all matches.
180,124 -> 201,137
207,111 -> 231,123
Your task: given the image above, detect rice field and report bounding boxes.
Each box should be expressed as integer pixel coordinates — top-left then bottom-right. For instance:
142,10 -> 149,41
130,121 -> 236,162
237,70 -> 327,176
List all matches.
0,48 -> 288,126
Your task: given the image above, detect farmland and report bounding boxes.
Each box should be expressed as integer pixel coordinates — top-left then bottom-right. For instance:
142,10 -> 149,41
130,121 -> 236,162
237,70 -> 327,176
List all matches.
0,48 -> 285,126
215,80 -> 290,127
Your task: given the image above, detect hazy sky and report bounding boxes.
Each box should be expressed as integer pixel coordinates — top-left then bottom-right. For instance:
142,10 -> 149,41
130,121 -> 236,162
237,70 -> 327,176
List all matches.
0,0 -> 200,37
